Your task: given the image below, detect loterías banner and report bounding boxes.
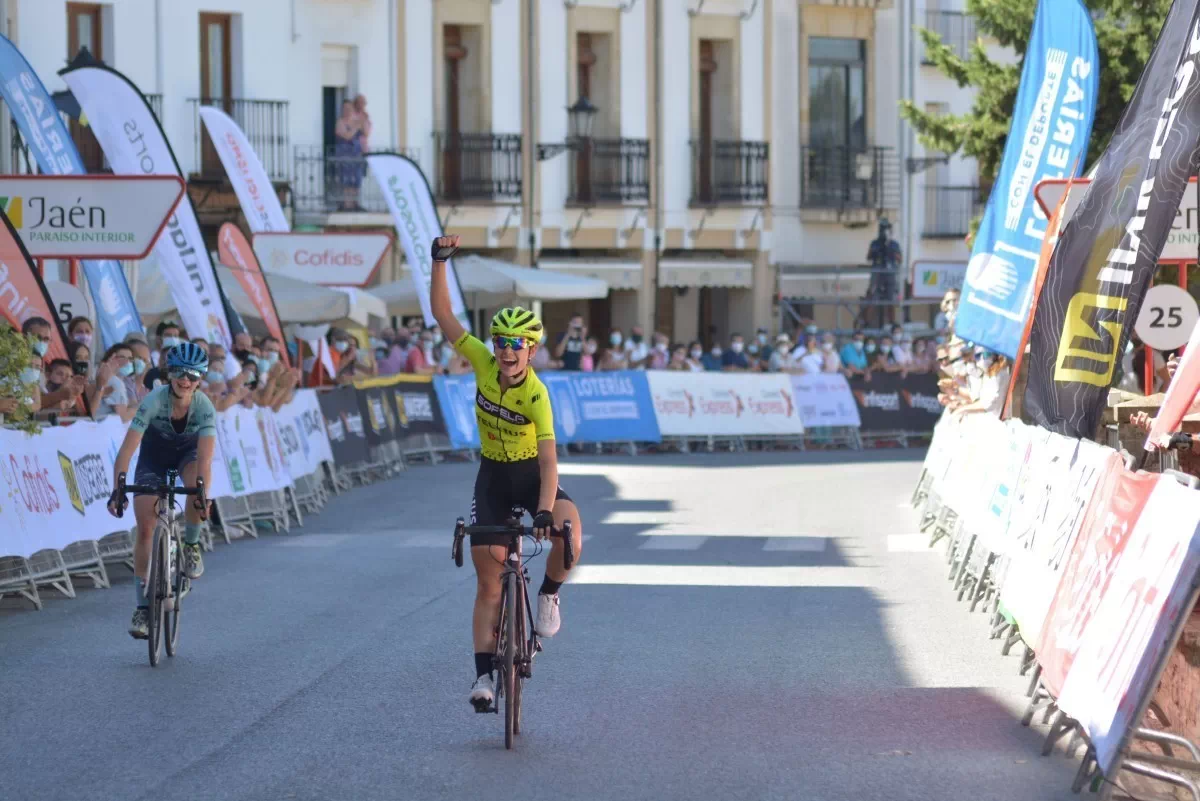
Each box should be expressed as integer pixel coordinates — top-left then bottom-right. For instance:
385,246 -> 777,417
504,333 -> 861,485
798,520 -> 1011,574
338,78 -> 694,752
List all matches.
955,0 -> 1099,359
0,36 -> 143,348
1025,1 -> 1200,439
217,223 -> 290,368
59,59 -> 243,375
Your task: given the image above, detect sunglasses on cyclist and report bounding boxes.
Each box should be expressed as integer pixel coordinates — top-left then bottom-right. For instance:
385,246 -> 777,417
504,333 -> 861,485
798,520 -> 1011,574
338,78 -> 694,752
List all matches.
169,368 -> 204,383
492,335 -> 530,352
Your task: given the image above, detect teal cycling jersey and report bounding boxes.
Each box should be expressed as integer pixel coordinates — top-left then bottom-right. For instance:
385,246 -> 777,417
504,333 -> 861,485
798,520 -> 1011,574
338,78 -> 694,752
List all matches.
130,386 -> 217,451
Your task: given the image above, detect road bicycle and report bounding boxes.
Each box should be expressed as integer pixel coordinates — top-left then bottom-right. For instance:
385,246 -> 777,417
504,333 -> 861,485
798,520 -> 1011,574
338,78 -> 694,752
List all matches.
452,512 -> 574,750
114,470 -> 207,667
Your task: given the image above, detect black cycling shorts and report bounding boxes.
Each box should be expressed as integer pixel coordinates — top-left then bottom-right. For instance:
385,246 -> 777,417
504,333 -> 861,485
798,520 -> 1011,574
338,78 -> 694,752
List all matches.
469,456 -> 571,546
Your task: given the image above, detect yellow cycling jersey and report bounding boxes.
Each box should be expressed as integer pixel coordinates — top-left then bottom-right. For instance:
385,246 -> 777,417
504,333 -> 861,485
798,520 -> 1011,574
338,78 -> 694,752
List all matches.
454,331 -> 555,462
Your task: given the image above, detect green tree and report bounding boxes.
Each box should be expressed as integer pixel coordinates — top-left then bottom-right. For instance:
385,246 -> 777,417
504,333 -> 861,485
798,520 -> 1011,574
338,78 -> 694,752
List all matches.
0,328 -> 44,436
900,0 -> 1172,184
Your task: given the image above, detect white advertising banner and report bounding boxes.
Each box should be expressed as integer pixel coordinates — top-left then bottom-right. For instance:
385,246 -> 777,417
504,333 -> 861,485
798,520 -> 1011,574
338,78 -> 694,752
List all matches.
647,372 -> 805,437
365,153 -> 470,329
910,261 -> 967,299
60,64 -> 236,350
0,175 -> 185,259
789,374 -> 862,428
197,106 -> 290,233
274,390 -> 334,479
252,232 -> 392,286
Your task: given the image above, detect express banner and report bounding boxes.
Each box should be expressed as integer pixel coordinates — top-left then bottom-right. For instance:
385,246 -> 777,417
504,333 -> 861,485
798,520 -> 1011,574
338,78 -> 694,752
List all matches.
1025,3 -> 1200,439
0,35 -> 143,348
365,153 -> 470,330
955,0 -> 1098,358
59,61 -> 241,371
846,372 -> 943,433
789,373 -> 862,428
317,384 -> 370,465
197,106 -> 290,232
217,223 -> 290,367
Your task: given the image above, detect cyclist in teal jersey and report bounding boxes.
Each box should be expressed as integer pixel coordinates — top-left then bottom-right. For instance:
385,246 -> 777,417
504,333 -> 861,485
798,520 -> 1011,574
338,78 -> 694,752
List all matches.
108,343 -> 216,640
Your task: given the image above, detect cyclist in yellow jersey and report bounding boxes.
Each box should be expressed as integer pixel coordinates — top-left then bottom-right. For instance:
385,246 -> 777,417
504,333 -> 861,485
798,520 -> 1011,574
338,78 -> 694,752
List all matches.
429,234 -> 584,710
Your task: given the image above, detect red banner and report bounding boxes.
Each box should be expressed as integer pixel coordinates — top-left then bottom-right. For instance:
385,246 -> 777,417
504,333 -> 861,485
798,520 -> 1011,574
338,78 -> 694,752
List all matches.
0,208 -> 69,362
1036,454 -> 1157,696
217,223 -> 290,368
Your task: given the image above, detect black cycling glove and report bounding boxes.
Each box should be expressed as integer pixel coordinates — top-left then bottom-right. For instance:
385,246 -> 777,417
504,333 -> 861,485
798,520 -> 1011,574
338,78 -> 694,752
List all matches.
532,510 -> 555,532
430,240 -> 459,262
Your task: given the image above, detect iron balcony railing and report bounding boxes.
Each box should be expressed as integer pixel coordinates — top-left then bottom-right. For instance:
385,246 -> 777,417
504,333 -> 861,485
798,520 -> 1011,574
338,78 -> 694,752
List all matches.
567,138 -> 650,205
689,139 -> 769,205
188,97 -> 290,181
922,10 -> 976,63
923,185 -> 986,238
799,145 -> 900,212
8,94 -> 163,174
292,144 -> 419,215
433,132 -> 522,202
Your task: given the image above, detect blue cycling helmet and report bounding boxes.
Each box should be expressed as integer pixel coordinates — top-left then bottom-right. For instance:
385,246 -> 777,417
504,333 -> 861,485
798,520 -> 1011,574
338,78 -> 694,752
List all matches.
166,342 -> 209,375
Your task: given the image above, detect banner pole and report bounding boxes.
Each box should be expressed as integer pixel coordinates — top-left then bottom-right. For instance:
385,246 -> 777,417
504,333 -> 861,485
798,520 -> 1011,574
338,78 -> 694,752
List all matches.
36,258 -> 43,278
1145,344 -> 1155,396
68,259 -> 79,286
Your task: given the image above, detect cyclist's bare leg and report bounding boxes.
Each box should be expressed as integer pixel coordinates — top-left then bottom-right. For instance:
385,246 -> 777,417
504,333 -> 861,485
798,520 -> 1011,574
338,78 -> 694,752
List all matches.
181,462 -> 204,526
132,494 -> 159,582
543,499 -> 583,584
470,544 -> 507,653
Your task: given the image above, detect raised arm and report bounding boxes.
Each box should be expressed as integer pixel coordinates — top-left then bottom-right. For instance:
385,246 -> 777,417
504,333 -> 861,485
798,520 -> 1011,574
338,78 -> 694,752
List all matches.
430,235 -> 466,344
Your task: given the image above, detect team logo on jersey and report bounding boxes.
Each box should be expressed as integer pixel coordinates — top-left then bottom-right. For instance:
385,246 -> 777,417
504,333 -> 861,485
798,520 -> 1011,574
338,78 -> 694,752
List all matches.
476,392 -> 531,426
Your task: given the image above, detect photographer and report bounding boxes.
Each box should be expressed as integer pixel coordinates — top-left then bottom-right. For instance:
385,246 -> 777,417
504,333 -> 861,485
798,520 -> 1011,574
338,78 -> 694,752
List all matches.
554,313 -> 587,371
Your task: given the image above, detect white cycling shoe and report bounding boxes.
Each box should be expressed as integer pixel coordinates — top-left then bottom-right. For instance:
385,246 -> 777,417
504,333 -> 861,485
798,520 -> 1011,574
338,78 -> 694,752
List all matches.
535,592 -> 561,638
470,674 -> 495,712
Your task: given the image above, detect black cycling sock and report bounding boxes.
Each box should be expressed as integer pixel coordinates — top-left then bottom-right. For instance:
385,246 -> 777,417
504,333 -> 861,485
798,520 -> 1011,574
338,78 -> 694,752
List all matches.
474,652 -> 493,679
539,576 -> 563,596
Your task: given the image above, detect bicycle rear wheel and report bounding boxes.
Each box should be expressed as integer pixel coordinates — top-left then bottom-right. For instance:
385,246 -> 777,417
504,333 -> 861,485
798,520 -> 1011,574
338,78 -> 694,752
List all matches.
503,570 -> 518,750
165,528 -> 182,658
147,524 -> 166,666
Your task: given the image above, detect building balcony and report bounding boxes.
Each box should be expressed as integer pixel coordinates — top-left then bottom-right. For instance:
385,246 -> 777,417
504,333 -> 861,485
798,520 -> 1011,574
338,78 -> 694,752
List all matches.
689,139 -> 769,206
922,185 -> 986,238
9,94 -> 162,175
799,145 -> 899,213
292,144 -> 419,217
188,97 -> 290,182
433,132 -> 522,203
567,138 -> 650,206
922,10 -> 976,63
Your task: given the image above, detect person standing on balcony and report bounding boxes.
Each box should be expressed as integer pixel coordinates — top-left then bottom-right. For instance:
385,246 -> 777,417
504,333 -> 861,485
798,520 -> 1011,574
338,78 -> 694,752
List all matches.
334,99 -> 366,211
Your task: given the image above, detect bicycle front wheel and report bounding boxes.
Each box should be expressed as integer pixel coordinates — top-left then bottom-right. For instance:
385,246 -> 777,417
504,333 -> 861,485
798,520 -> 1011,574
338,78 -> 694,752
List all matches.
513,578 -> 525,736
147,524 -> 166,666
503,570 -> 518,750
165,529 -> 182,658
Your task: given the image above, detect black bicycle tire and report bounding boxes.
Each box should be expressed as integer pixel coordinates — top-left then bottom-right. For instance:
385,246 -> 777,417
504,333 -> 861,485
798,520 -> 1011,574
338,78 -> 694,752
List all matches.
503,570 -> 518,750
513,579 -> 524,736
165,527 -> 181,657
148,524 -> 165,666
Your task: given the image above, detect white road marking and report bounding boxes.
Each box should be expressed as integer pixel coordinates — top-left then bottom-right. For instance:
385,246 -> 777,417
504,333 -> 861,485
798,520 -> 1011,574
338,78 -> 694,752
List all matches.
638,536 -> 708,551
887,534 -> 935,552
762,537 -> 827,552
602,511 -> 668,526
569,564 -> 870,587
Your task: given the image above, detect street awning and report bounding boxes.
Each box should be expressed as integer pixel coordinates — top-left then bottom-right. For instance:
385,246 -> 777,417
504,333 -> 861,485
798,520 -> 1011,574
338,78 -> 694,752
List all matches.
658,259 -> 752,289
537,259 -> 642,291
371,254 -> 608,316
779,269 -> 872,300
136,264 -> 387,327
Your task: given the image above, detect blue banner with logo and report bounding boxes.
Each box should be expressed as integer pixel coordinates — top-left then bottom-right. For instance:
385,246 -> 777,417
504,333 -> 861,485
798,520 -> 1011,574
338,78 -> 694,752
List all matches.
434,370 -> 661,447
955,0 -> 1098,358
0,34 -> 143,347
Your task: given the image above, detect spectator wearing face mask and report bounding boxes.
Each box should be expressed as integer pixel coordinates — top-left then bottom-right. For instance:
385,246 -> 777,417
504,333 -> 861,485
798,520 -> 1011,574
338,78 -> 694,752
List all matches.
667,344 -> 688,370
647,333 -> 671,369
701,342 -> 724,371
819,333 -> 842,373
954,350 -> 1011,418
332,332 -> 372,384
23,316 -> 83,411
67,339 -> 116,416
144,321 -> 184,388
795,336 -> 824,375
754,328 -> 774,363
44,358 -> 72,393
840,331 -> 869,376
769,334 -> 796,372
892,334 -> 914,367
600,330 -> 630,370
910,338 -> 935,373
67,316 -> 94,349
722,333 -> 750,372
869,335 -> 903,375
581,336 -> 599,371
685,341 -> 705,372
96,343 -> 138,422
624,326 -> 650,368
554,313 -> 587,371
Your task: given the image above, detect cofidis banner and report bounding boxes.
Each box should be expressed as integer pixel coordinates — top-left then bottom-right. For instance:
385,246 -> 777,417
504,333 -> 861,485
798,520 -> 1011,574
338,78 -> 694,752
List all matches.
955,0 -> 1098,358
0,35 -> 142,348
60,62 -> 239,362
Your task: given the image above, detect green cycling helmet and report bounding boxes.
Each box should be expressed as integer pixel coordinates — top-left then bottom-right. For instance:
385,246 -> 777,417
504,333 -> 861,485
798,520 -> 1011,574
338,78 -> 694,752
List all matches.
490,306 -> 543,341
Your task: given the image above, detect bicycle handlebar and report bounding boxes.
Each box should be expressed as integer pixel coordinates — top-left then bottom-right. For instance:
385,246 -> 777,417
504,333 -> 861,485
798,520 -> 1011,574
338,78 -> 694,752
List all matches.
1169,432 -> 1195,451
113,472 -> 207,519
452,517 -> 575,570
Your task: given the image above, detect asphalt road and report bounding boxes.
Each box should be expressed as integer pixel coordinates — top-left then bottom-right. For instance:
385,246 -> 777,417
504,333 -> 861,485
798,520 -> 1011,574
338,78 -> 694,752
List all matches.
1,449 -> 1087,801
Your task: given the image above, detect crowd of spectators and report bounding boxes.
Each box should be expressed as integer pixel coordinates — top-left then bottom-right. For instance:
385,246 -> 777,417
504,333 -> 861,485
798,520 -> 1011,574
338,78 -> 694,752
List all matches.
929,288 -> 1015,419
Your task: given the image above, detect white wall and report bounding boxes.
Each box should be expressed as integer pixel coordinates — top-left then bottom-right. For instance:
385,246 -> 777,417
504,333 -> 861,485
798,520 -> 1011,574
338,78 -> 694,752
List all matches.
491,0 -> 522,136
404,0 -> 434,177
661,0 -> 691,232
619,4 -> 647,140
